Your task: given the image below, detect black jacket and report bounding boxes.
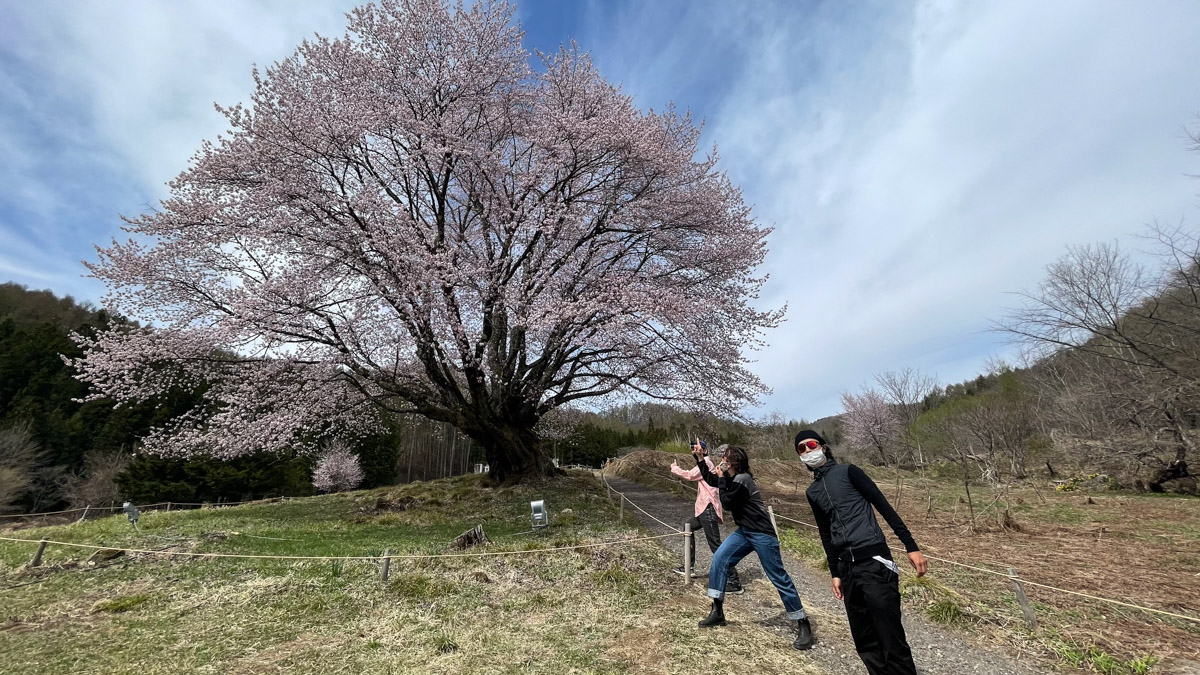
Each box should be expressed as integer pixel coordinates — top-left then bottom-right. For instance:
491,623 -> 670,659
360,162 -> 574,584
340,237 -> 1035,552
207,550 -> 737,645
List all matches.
805,459 -> 919,577
696,458 -> 776,536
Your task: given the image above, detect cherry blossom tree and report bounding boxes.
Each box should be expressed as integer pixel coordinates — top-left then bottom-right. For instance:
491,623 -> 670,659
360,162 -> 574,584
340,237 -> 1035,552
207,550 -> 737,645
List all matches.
312,442 -> 365,493
840,388 -> 903,466
70,0 -> 781,482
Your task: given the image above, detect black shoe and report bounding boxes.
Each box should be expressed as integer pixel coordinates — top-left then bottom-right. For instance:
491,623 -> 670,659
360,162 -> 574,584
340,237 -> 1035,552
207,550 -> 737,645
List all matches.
698,600 -> 726,627
725,581 -> 744,595
674,565 -> 707,578
793,617 -> 814,650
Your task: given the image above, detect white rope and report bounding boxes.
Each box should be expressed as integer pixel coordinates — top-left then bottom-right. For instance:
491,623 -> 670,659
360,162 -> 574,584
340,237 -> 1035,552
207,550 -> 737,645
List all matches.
600,468 -> 683,533
0,531 -> 683,562
768,506 -> 1200,625
0,500 -> 258,520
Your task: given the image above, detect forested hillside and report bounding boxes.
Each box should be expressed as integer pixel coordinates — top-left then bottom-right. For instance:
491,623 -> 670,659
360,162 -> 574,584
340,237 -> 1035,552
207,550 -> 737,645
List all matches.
0,283 -> 398,512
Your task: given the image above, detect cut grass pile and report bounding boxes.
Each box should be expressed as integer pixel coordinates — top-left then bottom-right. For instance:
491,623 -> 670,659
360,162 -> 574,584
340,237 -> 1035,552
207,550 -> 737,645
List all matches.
0,471 -> 819,675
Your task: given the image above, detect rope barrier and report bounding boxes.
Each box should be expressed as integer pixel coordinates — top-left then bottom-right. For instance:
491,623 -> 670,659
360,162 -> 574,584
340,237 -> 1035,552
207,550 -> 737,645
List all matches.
605,462 -> 1200,626
599,468 -> 683,533
0,500 -> 257,520
772,511 -> 820,531
768,505 -> 1200,626
0,531 -> 683,562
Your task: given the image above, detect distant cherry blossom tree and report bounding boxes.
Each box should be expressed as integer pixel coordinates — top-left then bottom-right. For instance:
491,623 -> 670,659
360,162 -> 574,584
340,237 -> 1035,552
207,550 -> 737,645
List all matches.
840,388 -> 903,466
312,442 -> 365,493
69,0 -> 781,482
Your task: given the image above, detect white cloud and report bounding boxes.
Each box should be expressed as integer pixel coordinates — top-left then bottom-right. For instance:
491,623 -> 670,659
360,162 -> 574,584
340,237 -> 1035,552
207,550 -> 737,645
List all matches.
578,0 -> 1200,419
4,0 -> 359,196
2,0 -> 1199,422
0,0 -> 360,298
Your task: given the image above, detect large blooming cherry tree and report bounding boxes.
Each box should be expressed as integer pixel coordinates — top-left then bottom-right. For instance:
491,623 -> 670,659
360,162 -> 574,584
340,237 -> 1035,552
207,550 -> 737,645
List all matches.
71,0 -> 782,482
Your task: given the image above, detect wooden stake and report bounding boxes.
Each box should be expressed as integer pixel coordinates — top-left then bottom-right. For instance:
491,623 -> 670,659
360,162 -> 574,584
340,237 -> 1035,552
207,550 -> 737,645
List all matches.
683,523 -> 693,586
30,539 -> 48,567
77,506 -> 89,524
619,494 -> 625,524
1009,567 -> 1038,630
381,549 -> 392,582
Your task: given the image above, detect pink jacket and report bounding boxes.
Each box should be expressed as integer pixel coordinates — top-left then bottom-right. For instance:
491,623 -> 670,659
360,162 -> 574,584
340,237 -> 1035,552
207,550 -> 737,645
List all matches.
671,457 -> 724,524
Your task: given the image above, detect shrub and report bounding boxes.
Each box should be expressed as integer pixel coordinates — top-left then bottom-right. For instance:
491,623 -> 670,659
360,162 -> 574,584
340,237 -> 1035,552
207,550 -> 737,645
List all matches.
312,442 -> 365,493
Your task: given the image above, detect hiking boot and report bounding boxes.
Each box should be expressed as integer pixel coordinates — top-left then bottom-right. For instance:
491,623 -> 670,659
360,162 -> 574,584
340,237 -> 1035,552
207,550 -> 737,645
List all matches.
698,599 -> 726,627
725,581 -> 745,595
793,617 -> 814,650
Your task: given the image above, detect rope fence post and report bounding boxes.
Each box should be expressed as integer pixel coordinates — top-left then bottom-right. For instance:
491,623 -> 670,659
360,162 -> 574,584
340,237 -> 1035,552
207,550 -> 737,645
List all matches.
30,539 -> 48,567
77,506 -> 89,524
381,548 -> 391,583
683,523 -> 693,586
166,502 -> 172,512
619,494 -> 625,524
1009,567 -> 1038,630
767,505 -> 778,534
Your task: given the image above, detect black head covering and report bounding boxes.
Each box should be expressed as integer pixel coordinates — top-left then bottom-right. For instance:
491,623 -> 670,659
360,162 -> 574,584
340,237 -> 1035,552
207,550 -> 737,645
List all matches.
794,429 -> 828,448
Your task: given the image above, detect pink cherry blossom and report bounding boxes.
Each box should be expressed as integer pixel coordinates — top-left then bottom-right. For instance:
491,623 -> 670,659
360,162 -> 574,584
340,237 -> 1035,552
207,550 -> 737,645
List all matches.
312,441 -> 366,493
70,0 -> 782,482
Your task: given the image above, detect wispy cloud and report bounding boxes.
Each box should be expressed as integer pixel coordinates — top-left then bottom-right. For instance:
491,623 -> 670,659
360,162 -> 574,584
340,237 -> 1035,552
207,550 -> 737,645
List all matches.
1,0 -> 1198,420
577,0 -> 1200,418
0,0 -> 360,298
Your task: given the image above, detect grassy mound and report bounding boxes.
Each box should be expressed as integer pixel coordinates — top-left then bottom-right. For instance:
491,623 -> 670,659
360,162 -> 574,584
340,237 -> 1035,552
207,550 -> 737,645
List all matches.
0,472 -> 819,674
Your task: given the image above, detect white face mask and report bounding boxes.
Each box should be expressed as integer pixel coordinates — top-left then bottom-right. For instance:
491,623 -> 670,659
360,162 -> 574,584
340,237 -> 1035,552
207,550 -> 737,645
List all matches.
799,448 -> 827,468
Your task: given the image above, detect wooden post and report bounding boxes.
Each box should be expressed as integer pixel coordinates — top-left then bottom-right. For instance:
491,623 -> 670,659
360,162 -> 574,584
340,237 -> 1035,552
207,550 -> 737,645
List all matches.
30,539 -> 48,567
683,523 -> 693,586
767,505 -> 779,535
619,494 -> 625,524
1009,567 -> 1038,630
381,549 -> 392,583
77,506 -> 90,524
166,502 -> 172,512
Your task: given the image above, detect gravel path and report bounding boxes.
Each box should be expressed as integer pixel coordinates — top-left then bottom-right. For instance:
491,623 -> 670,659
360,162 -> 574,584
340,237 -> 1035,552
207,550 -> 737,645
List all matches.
602,473 -> 1048,675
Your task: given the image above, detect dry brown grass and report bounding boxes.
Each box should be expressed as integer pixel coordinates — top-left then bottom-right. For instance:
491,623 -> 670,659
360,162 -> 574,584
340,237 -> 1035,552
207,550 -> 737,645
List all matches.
614,450 -> 1200,671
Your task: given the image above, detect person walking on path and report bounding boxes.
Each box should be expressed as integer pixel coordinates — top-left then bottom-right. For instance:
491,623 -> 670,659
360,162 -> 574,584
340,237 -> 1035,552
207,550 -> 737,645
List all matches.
669,439 -> 743,593
694,443 -> 815,650
797,429 -> 928,675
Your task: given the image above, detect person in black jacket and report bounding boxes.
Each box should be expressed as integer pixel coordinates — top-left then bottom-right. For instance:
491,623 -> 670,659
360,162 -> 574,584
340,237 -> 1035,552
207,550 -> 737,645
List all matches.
797,429 -> 928,675
693,443 -> 814,650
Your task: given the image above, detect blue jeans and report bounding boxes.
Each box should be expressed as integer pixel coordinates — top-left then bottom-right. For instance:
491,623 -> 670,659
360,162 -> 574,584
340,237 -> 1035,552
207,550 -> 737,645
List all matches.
707,528 -> 806,620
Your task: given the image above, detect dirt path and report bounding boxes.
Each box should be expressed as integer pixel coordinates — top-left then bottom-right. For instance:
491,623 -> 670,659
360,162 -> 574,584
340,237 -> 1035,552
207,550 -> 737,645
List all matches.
601,473 -> 1047,675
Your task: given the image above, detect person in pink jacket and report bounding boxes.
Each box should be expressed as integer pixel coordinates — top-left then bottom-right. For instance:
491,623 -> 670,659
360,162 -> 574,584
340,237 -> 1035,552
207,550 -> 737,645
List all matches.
671,438 -> 743,593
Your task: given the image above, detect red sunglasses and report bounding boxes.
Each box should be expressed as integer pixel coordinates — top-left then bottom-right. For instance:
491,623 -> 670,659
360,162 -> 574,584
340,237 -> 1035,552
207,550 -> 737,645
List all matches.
797,439 -> 821,451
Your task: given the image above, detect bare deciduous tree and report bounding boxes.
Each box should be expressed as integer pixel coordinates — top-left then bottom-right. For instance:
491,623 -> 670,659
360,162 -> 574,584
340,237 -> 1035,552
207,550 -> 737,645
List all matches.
1000,223 -> 1200,488
61,450 -> 132,509
875,367 -> 938,465
0,422 -> 43,513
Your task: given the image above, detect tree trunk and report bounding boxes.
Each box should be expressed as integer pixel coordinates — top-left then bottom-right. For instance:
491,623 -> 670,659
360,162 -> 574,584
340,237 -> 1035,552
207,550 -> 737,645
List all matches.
474,421 -> 558,484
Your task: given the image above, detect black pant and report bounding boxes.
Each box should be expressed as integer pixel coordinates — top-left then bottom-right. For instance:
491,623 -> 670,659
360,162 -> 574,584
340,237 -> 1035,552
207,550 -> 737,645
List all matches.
688,504 -> 740,586
838,557 -> 917,675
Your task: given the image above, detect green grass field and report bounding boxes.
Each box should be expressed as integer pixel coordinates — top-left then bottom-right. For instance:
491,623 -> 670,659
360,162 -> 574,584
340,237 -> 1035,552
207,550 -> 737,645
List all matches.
0,472 -> 817,675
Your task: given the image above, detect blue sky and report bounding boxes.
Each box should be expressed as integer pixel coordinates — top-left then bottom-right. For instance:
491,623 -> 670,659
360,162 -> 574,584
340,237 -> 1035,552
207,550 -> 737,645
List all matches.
2,0 -> 1200,420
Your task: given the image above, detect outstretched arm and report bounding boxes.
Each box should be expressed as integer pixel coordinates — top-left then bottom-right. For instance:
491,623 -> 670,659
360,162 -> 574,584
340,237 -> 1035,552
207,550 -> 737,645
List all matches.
671,461 -> 702,481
